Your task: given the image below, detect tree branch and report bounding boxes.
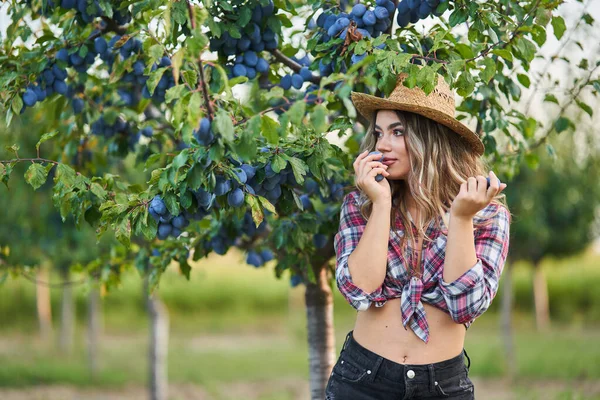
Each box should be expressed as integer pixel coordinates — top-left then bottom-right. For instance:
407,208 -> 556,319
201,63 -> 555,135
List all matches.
507,61 -> 600,156
186,1 -> 215,120
270,49 -> 321,84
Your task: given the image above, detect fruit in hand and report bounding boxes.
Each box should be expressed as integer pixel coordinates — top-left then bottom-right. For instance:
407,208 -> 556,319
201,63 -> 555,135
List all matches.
368,151 -> 385,182
486,177 -> 501,189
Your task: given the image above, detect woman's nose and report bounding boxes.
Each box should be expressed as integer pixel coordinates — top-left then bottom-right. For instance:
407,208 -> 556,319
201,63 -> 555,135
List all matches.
376,136 -> 391,152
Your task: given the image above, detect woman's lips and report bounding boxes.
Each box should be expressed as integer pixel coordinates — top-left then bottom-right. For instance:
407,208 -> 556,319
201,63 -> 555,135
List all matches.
382,159 -> 397,166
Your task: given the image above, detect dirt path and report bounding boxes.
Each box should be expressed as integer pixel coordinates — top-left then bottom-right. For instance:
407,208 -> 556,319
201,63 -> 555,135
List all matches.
0,378 -> 599,400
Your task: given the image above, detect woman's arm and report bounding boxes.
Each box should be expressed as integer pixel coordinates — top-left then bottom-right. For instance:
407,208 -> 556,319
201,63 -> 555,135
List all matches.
433,204 -> 511,323
443,213 -> 478,283
347,199 -> 391,293
334,192 -> 391,310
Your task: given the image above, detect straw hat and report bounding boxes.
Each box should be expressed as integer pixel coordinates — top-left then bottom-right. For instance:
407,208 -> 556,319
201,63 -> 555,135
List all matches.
350,72 -> 485,156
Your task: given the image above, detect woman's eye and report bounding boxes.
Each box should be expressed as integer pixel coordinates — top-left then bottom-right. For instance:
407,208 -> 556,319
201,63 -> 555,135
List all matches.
374,130 -> 403,138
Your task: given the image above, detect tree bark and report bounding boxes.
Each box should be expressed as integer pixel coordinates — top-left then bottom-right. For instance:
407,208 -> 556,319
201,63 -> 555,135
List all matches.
305,264 -> 335,400
87,284 -> 101,380
146,278 -> 169,400
500,262 -> 516,382
59,269 -> 74,354
36,264 -> 53,341
532,262 -> 550,331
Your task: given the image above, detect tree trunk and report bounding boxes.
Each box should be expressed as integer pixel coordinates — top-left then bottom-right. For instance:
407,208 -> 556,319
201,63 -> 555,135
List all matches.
146,278 -> 169,400
500,262 -> 516,382
59,269 -> 74,354
532,262 -> 550,331
87,284 -> 101,380
305,265 -> 335,400
36,264 -> 53,341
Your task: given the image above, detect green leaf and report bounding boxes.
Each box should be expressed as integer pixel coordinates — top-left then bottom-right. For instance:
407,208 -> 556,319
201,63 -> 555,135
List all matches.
213,109 -> 235,143
551,16 -> 566,40
186,32 -> 208,60
287,100 -> 306,125
163,191 -> 180,216
165,84 -> 188,104
554,117 -> 570,133
479,58 -> 496,84
187,165 -> 203,190
116,218 -> 131,248
234,121 -> 258,161
245,194 -> 264,227
454,44 -> 474,59
283,156 -> 308,185
179,259 -> 191,280
35,130 -> 59,152
172,148 -> 190,171
271,154 -> 287,173
446,60 -> 465,79
525,152 -> 539,169
1,162 -> 13,188
11,96 -> 23,115
182,70 -> 198,87
147,67 -> 168,96
180,190 -> 192,209
516,37 -> 536,63
90,182 -> 107,200
416,65 -> 437,95
261,115 -> 280,144
449,7 -> 468,27
149,44 -> 164,61
311,104 -> 327,133
55,164 -> 76,187
491,48 -> 513,62
5,144 -> 19,157
24,163 -> 48,190
544,94 -> 559,104
142,211 -> 158,240
258,195 -> 278,217
238,7 -> 252,26
517,73 -> 531,88
455,72 -> 475,97
576,100 -> 593,117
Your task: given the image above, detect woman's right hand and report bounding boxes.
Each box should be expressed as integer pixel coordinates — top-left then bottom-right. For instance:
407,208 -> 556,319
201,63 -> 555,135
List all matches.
353,150 -> 392,205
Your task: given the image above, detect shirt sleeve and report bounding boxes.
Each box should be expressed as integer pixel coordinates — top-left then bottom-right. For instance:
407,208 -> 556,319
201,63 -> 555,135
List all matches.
435,204 -> 511,324
333,191 -> 387,311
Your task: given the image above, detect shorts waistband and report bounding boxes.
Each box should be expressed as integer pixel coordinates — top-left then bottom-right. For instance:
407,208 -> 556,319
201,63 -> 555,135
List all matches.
341,330 -> 469,383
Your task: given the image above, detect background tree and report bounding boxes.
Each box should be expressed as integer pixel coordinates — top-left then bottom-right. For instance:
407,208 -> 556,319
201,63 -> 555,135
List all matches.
505,117 -> 600,331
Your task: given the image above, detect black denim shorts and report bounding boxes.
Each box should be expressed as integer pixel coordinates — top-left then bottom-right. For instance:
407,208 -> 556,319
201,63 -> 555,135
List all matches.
325,330 -> 474,400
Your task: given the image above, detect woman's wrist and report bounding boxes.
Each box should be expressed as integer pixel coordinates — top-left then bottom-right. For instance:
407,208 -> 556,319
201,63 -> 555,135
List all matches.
372,198 -> 392,209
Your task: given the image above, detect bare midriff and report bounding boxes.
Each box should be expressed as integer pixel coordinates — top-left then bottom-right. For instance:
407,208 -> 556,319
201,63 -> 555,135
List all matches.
352,227 -> 466,365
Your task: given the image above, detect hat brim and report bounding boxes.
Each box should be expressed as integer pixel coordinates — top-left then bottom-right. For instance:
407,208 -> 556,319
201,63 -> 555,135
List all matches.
351,91 -> 484,156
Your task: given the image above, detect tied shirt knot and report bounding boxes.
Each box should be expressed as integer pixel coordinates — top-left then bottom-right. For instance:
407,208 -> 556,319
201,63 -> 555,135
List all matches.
400,276 -> 430,343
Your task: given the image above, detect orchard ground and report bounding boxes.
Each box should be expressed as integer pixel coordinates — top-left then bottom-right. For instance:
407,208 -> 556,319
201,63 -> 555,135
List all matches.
1,250 -> 600,400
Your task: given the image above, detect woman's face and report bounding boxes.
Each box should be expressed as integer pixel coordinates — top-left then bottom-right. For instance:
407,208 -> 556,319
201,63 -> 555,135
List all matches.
374,109 -> 409,180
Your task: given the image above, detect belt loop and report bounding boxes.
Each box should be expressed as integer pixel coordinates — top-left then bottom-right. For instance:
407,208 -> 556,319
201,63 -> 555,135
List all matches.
342,330 -> 352,353
463,348 -> 471,371
428,364 -> 436,393
367,357 -> 384,383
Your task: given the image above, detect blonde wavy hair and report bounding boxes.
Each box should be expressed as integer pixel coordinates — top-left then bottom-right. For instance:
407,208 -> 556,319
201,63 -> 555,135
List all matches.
354,110 -> 510,269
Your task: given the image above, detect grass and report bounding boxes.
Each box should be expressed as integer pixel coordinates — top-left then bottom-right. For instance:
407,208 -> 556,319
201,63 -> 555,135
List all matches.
1,248 -> 600,399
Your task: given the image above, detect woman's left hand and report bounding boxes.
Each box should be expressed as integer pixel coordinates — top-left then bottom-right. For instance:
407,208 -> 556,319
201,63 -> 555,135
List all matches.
450,171 -> 508,219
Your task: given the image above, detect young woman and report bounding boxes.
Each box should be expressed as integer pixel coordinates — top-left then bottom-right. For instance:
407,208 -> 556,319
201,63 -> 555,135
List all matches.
326,72 -> 511,399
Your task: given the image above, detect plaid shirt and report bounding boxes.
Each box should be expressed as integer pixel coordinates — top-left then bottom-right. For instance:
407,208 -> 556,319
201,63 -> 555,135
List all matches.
333,190 -> 511,343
